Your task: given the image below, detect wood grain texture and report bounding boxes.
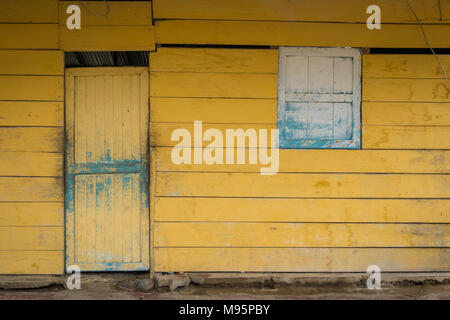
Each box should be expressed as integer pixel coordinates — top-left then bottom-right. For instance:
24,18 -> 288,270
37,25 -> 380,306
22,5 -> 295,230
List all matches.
0,251 -> 63,274
0,203 -> 63,227
363,79 -> 450,102
150,123 -> 275,147
363,55 -> 450,79
0,177 -> 63,201
0,152 -> 62,177
0,51 -> 63,75
155,148 -> 449,173
154,222 -> 450,247
150,72 -> 277,98
60,26 -> 155,51
150,48 -> 278,73
363,126 -> 450,149
155,198 -> 450,223
0,76 -> 63,101
153,0 -> 448,23
0,24 -> 59,49
154,248 -> 450,272
0,227 -> 63,250
70,69 -> 148,163
362,102 -> 450,126
156,172 -> 450,198
155,20 -> 450,48
59,1 -> 152,25
0,0 -> 58,23
65,67 -> 150,271
150,98 -> 276,123
0,102 -> 63,126
0,128 -> 63,152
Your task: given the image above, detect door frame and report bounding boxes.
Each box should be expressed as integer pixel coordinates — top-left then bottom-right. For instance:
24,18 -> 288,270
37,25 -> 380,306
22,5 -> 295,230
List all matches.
65,67 -> 150,272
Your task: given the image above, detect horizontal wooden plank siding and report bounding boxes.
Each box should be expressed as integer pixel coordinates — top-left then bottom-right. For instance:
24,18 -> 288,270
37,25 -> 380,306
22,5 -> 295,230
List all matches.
150,123 -> 275,147
0,102 -> 63,126
0,76 -> 63,101
0,0 -> 58,23
156,20 -> 450,48
0,152 -> 63,176
362,102 -> 450,126
155,148 -> 449,173
59,1 -> 152,26
153,100 -> 450,126
0,251 -> 63,274
0,24 -> 59,49
151,98 -> 276,123
363,54 -> 450,150
0,177 -> 63,202
0,2 -> 63,275
363,79 -> 450,103
150,48 -> 278,73
0,128 -> 63,152
155,223 -> 450,247
154,248 -> 450,272
363,55 -> 450,79
60,26 -> 155,51
156,172 -> 449,198
0,227 -> 63,250
0,203 -> 63,227
0,51 -> 63,75
363,126 -> 450,149
153,0 -> 447,23
150,72 -> 277,98
155,198 -> 450,223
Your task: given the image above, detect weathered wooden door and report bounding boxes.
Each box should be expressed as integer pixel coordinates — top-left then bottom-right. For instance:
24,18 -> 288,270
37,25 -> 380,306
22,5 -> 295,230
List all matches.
65,67 -> 149,271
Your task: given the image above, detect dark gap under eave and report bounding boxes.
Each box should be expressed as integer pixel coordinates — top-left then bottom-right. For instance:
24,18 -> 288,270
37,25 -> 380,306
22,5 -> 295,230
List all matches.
65,51 -> 149,68
369,48 -> 450,54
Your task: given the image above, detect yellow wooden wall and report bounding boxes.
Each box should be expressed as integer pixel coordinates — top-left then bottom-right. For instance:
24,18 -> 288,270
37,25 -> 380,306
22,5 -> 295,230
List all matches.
153,0 -> 450,48
0,0 -> 64,274
1,0 -> 449,274
149,48 -> 450,272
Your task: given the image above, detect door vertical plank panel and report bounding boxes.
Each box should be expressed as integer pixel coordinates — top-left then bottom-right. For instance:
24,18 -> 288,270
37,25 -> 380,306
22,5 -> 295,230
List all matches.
74,176 -> 85,264
113,76 -> 123,162
95,175 -> 105,262
112,174 -> 123,262
131,75 -> 141,162
86,175 -> 96,263
122,175 -> 132,262
104,175 -> 113,262
86,77 -> 96,163
95,76 -> 106,163
122,76 -> 133,161
75,77 -> 87,164
104,76 -> 114,163
131,174 -> 140,262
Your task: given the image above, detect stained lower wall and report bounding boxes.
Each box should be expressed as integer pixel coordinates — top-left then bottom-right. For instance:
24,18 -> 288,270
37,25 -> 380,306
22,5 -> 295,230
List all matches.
149,48 -> 450,272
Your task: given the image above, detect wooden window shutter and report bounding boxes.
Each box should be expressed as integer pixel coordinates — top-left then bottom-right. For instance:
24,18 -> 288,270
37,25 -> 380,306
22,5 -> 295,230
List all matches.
277,47 -> 361,149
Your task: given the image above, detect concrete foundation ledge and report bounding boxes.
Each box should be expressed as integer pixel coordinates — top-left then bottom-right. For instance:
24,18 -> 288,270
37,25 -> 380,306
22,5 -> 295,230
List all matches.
0,276 -> 64,290
0,272 -> 449,291
189,273 -> 271,287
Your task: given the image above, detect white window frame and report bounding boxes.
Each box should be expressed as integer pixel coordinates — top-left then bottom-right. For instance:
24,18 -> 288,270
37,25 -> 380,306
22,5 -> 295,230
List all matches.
277,47 -> 362,149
